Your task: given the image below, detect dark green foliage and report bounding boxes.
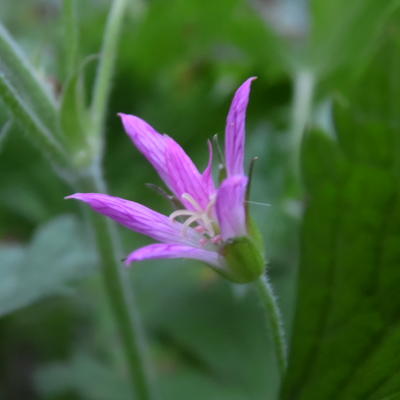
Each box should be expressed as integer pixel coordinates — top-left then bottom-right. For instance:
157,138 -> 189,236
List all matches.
281,16 -> 400,399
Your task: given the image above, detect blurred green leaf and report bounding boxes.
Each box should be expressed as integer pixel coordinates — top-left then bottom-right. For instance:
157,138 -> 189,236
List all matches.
0,119 -> 12,151
0,215 -> 96,317
133,261 -> 283,400
157,281 -> 279,399
35,349 -> 248,400
35,262 -> 284,400
123,0 -> 283,81
307,0 -> 400,86
35,352 -> 131,400
281,20 -> 400,398
334,18 -> 400,172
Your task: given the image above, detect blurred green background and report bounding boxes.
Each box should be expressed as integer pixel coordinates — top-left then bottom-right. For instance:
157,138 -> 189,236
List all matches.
1,0 -> 400,399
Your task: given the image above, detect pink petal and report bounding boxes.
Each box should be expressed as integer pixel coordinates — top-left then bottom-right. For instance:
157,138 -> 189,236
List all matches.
119,113 -> 213,211
201,140 -> 215,194
65,193 -> 200,246
125,243 -> 222,268
224,77 -> 256,177
119,113 -> 170,183
164,136 -> 211,210
215,175 -> 248,240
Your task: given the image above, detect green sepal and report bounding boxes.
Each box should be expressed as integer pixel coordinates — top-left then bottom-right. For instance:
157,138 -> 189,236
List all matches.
247,216 -> 265,257
220,236 -> 265,283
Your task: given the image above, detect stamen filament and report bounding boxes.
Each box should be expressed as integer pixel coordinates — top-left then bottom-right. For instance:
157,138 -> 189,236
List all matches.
182,215 -> 200,236
181,193 -> 202,211
169,192 -> 220,245
169,210 -> 195,221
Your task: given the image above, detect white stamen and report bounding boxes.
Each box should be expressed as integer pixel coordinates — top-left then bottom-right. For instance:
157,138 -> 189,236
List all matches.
169,192 -> 219,245
182,215 -> 200,236
201,214 -> 215,237
169,210 -> 194,221
205,193 -> 216,215
181,193 -> 202,211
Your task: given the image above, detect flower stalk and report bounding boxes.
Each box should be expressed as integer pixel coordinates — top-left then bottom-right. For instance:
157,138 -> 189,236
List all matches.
62,0 -> 79,78
79,170 -> 154,400
90,0 -> 127,151
255,273 -> 288,376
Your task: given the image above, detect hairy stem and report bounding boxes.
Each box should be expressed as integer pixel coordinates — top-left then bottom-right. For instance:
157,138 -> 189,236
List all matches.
89,0 -> 127,149
255,273 -> 288,376
0,23 -> 58,132
79,169 -> 155,400
0,72 -> 68,167
63,0 -> 79,78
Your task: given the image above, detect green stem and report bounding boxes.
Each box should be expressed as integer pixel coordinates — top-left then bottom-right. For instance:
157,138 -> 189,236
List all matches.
255,274 -> 288,376
0,72 -> 68,167
0,23 -> 58,132
79,169 -> 154,400
63,0 -> 79,78
89,0 -> 127,148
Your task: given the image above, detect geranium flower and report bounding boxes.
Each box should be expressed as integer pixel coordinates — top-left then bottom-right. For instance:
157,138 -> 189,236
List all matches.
66,77 -> 265,282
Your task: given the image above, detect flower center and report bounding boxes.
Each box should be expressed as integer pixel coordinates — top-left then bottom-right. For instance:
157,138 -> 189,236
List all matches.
169,193 -> 221,246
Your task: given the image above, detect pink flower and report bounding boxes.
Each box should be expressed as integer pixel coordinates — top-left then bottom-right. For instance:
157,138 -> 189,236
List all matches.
67,78 -> 264,282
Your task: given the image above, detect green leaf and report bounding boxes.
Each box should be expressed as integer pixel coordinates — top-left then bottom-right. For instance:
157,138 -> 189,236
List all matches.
0,215 -> 96,317
35,353 -> 131,400
281,18 -> 400,398
307,0 -> 400,85
0,119 -> 12,151
126,0 -> 283,79
35,349 -> 247,400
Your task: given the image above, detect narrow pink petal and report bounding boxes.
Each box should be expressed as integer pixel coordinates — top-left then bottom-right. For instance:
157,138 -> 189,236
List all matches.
201,140 -> 215,194
65,193 -> 201,246
215,175 -> 248,240
125,243 -> 222,268
225,77 -> 256,177
119,113 -> 213,210
119,113 -> 170,183
164,136 -> 211,210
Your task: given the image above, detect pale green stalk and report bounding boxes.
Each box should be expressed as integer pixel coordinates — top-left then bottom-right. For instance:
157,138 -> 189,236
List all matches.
63,0 -> 79,78
0,23 -> 58,132
85,1 -> 155,398
255,274 -> 288,376
89,0 -> 127,149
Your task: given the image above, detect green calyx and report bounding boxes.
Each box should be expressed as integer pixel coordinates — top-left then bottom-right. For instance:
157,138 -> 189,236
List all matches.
219,236 -> 265,283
